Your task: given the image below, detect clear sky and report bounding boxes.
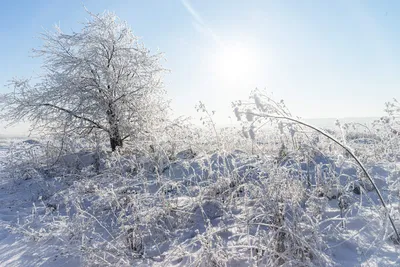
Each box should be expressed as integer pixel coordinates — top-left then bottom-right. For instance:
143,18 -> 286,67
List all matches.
1,0 -> 399,134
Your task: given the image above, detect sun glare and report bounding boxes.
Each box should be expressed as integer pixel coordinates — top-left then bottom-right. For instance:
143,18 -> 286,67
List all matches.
213,42 -> 257,84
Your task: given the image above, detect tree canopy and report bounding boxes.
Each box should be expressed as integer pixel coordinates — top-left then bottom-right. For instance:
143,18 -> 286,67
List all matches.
1,11 -> 168,151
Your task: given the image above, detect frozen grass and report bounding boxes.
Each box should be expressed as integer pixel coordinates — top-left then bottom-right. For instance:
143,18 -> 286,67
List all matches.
1,96 -> 400,266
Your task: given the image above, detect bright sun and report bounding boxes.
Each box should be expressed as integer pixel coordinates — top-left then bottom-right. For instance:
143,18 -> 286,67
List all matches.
213,42 -> 256,84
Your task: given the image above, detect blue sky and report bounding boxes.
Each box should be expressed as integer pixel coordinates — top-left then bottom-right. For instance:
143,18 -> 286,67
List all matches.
1,0 -> 400,133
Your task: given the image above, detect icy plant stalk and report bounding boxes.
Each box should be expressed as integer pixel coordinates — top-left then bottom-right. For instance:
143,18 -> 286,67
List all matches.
235,91 -> 400,241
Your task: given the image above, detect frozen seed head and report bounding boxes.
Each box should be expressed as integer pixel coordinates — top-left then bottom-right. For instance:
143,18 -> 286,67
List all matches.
246,109 -> 254,121
254,94 -> 263,111
234,107 -> 241,121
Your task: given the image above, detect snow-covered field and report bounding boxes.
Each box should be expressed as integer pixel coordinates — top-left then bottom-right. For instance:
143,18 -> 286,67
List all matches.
1,126 -> 400,267
0,138 -> 78,266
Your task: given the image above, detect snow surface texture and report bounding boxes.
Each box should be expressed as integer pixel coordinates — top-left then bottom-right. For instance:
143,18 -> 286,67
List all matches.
0,134 -> 400,267
0,139 -> 79,266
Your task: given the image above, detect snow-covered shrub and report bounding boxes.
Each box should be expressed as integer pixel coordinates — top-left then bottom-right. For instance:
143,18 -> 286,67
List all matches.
234,90 -> 400,257
370,101 -> 400,162
4,139 -> 46,179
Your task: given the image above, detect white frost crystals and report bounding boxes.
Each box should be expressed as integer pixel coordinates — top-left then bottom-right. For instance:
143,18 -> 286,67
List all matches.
234,106 -> 241,121
245,109 -> 254,122
254,93 -> 263,111
242,126 -> 249,139
0,10 -> 169,151
249,125 -> 256,140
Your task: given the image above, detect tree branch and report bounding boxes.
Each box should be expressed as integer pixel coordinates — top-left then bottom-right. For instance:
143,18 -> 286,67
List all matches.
39,103 -> 109,133
121,134 -> 130,141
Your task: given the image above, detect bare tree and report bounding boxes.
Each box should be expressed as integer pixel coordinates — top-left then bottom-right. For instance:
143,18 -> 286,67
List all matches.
0,11 -> 168,151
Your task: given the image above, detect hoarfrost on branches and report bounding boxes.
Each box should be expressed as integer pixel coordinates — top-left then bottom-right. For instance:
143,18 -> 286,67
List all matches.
0,11 -> 169,151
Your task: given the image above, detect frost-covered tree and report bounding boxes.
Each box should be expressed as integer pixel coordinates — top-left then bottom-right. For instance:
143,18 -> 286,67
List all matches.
0,11 -> 167,151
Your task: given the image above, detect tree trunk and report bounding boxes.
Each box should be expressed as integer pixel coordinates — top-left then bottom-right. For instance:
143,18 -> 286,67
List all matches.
110,133 -> 123,151
107,102 -> 123,151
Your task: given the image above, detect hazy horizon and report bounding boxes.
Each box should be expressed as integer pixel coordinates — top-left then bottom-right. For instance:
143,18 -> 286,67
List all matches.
0,116 -> 381,138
